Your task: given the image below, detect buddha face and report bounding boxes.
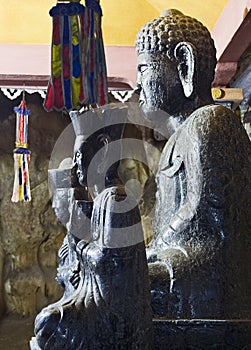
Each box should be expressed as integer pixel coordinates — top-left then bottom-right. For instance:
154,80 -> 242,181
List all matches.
136,52 -> 183,119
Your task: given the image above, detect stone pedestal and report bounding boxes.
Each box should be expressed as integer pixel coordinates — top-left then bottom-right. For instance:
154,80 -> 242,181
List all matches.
153,319 -> 251,349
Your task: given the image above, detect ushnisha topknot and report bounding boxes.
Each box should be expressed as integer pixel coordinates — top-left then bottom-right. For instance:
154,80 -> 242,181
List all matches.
135,9 -> 217,84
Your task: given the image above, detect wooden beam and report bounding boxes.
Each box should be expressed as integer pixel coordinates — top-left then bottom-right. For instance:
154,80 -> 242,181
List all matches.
211,0 -> 251,60
213,10 -> 251,87
212,1 -> 251,87
0,44 -> 137,91
0,74 -> 49,89
217,10 -> 251,63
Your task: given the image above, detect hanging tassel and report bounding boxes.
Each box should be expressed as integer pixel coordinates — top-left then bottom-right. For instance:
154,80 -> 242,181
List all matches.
44,1 -> 86,112
11,94 -> 31,202
83,0 -> 108,107
44,0 -> 108,112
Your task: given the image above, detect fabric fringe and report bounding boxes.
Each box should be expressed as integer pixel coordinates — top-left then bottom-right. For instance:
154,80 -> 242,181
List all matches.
12,150 -> 31,202
12,98 -> 31,202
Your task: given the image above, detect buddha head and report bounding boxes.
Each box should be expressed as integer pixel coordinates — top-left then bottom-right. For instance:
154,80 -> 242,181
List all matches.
135,9 -> 217,118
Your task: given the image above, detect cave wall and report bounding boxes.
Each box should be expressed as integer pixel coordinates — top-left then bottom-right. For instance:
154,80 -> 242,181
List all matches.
0,92 -> 70,316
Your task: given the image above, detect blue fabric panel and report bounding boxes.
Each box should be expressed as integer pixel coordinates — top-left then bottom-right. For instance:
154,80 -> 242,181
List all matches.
72,44 -> 81,78
63,16 -> 70,45
64,79 -> 72,110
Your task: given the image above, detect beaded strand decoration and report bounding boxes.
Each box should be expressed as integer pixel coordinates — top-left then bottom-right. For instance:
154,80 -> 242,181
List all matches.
11,92 -> 31,202
44,0 -> 108,112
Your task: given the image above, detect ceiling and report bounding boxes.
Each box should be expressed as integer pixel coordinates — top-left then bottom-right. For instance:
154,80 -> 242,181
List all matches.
0,0 -> 251,101
102,0 -> 229,46
0,0 -> 228,46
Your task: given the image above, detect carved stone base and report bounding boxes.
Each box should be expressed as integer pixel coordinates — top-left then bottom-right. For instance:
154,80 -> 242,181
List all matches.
153,319 -> 251,349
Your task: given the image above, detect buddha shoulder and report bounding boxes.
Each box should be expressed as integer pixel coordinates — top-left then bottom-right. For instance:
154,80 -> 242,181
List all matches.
188,104 -> 239,135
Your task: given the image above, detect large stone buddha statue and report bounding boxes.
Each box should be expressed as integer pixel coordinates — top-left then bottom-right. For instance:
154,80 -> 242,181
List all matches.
135,9 -> 251,319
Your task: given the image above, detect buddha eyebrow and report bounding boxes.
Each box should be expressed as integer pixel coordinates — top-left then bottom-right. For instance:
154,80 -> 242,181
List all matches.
137,62 -> 158,71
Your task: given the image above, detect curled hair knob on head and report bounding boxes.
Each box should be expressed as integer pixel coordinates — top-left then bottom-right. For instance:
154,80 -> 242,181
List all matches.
135,8 -> 217,86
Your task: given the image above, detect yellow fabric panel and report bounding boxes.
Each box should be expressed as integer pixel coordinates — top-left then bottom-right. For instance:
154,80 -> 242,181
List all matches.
71,15 -> 80,46
71,76 -> 81,107
52,44 -> 62,77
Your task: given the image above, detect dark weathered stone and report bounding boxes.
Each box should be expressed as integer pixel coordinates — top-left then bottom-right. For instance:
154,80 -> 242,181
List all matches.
136,7 -> 251,326
153,319 -> 251,349
31,107 -> 152,349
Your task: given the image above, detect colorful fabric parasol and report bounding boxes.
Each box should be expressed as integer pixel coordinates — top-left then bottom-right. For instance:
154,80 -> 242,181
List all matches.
44,0 -> 108,112
11,93 -> 31,202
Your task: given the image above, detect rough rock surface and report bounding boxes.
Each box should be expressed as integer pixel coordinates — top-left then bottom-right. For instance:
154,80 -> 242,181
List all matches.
0,92 -> 70,316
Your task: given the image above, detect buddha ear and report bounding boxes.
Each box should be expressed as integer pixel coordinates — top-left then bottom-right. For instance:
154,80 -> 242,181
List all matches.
174,42 -> 196,98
